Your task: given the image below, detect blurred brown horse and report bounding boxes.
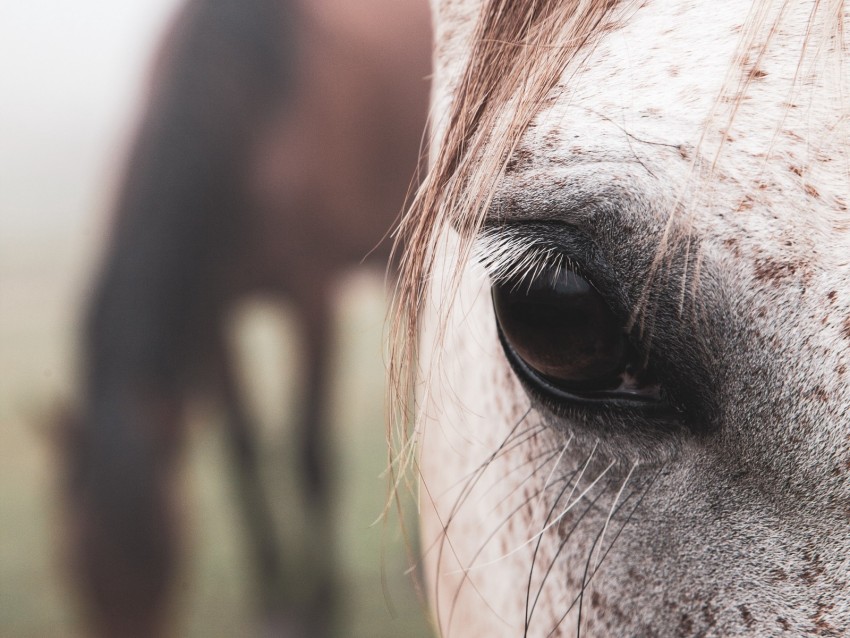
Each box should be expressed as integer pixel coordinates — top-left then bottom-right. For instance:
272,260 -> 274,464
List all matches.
65,0 -> 430,635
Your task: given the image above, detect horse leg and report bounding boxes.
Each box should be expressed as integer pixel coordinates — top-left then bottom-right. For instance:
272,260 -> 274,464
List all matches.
209,323 -> 291,626
292,287 -> 338,638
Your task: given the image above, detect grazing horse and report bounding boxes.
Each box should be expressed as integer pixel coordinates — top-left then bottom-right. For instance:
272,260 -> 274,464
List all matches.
66,0 -> 429,636
394,0 -> 849,636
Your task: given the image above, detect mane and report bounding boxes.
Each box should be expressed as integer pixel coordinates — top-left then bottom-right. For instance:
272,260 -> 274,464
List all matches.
388,0 -> 847,487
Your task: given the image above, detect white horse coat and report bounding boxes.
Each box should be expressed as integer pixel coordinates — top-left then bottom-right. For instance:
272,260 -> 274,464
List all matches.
405,1 -> 850,635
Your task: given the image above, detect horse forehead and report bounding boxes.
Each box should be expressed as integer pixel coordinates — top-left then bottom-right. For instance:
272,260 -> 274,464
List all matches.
480,1 -> 848,262
430,0 -> 849,275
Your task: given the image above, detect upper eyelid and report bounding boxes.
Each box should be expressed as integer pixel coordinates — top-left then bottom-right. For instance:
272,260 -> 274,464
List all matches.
484,160 -> 652,226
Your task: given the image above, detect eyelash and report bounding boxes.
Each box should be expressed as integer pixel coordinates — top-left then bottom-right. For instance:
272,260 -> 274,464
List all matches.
476,227 -> 575,287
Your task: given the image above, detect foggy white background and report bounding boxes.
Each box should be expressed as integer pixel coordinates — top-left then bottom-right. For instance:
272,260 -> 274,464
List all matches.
1,0 -> 181,408
0,3 -> 186,633
2,0 -> 180,229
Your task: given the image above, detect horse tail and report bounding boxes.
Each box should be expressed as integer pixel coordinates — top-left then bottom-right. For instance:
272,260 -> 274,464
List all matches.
67,1 -> 296,635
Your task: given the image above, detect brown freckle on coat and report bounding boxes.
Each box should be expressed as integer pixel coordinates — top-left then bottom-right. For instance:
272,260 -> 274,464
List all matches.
805,386 -> 829,402
738,605 -> 755,628
842,317 -> 850,341
748,67 -> 768,80
776,617 -> 791,631
789,164 -> 803,176
804,183 -> 820,199
835,196 -> 847,211
678,145 -> 689,160
627,567 -> 644,584
505,148 -> 534,174
668,66 -> 679,77
837,364 -> 847,376
771,568 -> 788,582
827,290 -> 837,302
736,195 -> 755,212
591,591 -> 602,609
723,237 -> 741,256
701,603 -> 717,627
754,258 -> 798,283
800,562 -> 825,586
678,613 -> 694,634
812,600 -> 837,634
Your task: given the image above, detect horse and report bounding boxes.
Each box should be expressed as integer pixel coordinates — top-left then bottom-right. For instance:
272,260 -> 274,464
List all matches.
65,0 -> 430,636
392,0 -> 850,635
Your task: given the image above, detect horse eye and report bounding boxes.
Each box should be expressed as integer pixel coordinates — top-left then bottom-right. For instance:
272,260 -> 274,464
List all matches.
492,266 -> 662,402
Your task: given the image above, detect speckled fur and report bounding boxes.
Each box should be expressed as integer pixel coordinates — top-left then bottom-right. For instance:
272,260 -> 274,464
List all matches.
417,1 -> 850,636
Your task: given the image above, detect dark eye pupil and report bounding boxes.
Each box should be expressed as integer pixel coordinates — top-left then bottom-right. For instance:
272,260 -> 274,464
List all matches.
493,268 -> 628,391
